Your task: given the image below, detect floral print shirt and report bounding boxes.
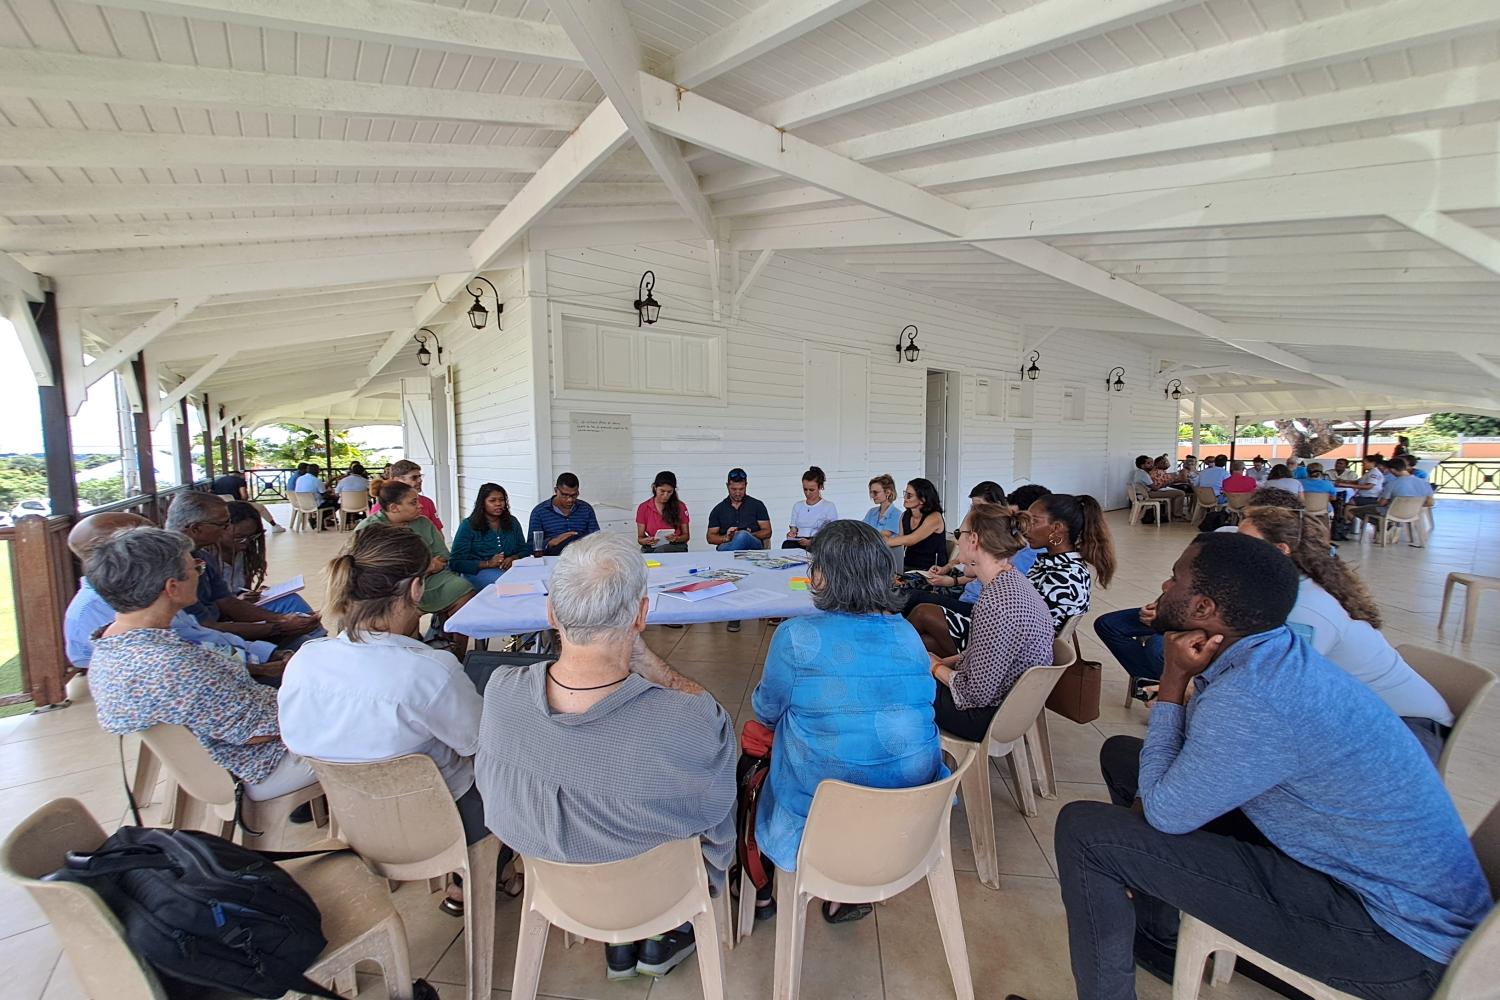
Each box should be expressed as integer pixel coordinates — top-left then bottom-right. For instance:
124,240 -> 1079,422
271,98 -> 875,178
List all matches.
89,628 -> 286,783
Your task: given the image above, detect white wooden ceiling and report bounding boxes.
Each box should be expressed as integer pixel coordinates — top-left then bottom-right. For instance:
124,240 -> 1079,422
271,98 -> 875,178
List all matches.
0,0 -> 1496,432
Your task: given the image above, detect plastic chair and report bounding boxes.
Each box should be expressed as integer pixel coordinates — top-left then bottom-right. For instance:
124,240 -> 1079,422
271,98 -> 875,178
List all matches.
511,838 -> 730,1000
1172,797 -> 1500,1000
940,642 -> 1072,890
335,491 -> 370,531
0,797 -> 415,1000
1224,491 -> 1252,517
288,491 -> 323,532
1369,495 -> 1429,546
1423,493 -> 1437,533
1439,572 -> 1500,644
1189,487 -> 1225,527
307,755 -> 499,1000
772,747 -> 978,1000
1128,484 -> 1168,528
139,724 -> 325,848
1300,492 -> 1332,520
1021,633 -> 1079,803
1396,644 -> 1496,782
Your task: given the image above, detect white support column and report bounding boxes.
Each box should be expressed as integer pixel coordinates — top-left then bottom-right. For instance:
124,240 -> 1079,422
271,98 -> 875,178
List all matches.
1191,397 -> 1202,461
706,240 -> 723,321
524,245 -> 553,514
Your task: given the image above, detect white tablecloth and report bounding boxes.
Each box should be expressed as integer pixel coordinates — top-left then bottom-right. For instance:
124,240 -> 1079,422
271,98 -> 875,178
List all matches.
445,550 -> 819,639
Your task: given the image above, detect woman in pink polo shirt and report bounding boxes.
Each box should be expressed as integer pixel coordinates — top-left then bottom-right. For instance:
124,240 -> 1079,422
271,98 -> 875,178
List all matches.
636,470 -> 691,553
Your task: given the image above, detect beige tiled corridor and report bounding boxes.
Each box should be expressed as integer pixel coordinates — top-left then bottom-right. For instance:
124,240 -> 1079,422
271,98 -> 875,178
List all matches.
4,502 -> 1498,1000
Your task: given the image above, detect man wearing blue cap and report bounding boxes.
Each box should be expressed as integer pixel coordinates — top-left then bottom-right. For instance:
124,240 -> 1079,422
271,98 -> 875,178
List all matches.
706,468 -> 773,633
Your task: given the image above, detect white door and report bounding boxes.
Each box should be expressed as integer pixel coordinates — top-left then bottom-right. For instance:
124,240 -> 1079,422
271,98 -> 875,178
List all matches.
401,376 -> 454,528
1104,393 -> 1132,509
925,372 -> 950,506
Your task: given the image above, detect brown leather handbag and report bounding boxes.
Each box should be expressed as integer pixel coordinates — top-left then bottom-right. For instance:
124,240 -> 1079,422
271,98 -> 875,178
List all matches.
1046,635 -> 1102,724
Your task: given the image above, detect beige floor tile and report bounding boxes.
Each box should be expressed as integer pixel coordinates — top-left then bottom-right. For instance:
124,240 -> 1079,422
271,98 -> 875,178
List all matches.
0,924 -> 65,1000
0,877 -> 47,942
1022,782 -> 1114,876
946,761 -> 1058,881
0,725 -> 139,791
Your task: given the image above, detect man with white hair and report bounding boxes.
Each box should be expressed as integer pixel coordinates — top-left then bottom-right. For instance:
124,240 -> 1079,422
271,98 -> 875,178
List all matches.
475,532 -> 736,982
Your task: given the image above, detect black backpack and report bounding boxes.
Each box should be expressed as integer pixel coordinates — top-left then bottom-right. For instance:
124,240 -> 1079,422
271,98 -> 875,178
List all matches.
46,825 -> 346,999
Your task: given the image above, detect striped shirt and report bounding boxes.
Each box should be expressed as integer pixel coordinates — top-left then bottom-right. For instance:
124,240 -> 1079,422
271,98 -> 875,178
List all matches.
526,499 -> 600,552
475,661 -> 737,871
949,570 -> 1054,710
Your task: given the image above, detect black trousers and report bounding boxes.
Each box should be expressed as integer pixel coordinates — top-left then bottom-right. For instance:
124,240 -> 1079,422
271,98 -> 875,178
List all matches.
933,683 -> 997,742
1055,737 -> 1446,1000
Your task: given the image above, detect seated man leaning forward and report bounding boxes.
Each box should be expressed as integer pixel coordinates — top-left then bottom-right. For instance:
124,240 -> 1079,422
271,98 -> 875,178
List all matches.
85,526 -> 318,804
475,532 -> 736,982
1049,532 -> 1491,1000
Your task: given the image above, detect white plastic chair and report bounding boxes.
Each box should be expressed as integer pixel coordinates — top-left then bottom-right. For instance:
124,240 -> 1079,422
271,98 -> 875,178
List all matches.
1173,798 -> 1500,1000
335,491 -> 369,531
511,838 -> 730,1000
1022,631 -> 1080,803
1189,486 -> 1225,527
1396,644 -> 1496,782
1438,573 -> 1500,644
1363,494 -> 1428,546
1128,484 -> 1168,528
0,797 -> 415,1000
772,748 -> 978,1000
288,491 -> 323,532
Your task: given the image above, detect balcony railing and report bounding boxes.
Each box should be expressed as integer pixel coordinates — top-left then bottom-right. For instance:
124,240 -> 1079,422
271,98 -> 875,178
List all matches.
244,467 -> 352,503
1430,461 -> 1500,497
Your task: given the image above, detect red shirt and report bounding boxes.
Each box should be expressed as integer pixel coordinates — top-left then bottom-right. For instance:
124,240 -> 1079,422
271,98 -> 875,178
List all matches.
1222,474 -> 1258,494
417,494 -> 443,533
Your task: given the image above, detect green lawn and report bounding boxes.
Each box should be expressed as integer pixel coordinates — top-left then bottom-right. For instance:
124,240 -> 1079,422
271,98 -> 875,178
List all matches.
0,541 -> 34,718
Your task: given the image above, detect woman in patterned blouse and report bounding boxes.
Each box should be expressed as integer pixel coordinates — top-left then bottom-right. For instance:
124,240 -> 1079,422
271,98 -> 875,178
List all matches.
85,526 -> 317,801
1021,493 -> 1116,633
930,503 -> 1055,742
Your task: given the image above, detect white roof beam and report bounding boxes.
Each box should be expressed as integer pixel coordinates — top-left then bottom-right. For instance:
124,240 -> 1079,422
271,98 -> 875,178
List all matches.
0,50 -> 593,131
0,213 -> 496,254
85,0 -> 584,68
1391,211 -> 1500,278
731,250 -> 775,320
0,253 -> 45,302
1460,353 -> 1500,384
1,289 -> 50,386
548,0 -> 715,238
667,0 -> 871,87
153,311 -> 411,363
638,73 -> 968,235
755,0 -> 1194,128
81,294 -> 207,388
157,353 -> 235,424
30,234 -> 467,279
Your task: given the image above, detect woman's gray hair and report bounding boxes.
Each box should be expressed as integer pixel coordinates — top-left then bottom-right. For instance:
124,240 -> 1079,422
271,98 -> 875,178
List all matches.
163,490 -> 226,533
85,526 -> 195,613
548,532 -> 648,645
809,520 -> 903,614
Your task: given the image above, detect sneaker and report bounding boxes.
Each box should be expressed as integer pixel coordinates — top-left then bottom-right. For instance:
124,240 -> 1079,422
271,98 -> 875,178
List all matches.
605,942 -> 639,980
636,927 -> 696,977
271,524 -> 286,533
727,620 -> 741,633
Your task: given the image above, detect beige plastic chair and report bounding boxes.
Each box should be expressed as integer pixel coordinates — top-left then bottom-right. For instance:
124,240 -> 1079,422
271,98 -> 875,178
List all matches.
1128,483 -> 1168,528
512,838 -> 730,1000
1189,486 -> 1225,527
1396,643 -> 1496,781
139,724 -> 325,848
1368,494 -> 1429,546
307,754 -> 499,1000
940,642 -> 1073,890
1021,633 -> 1079,803
1172,797 -> 1500,1000
0,797 -> 415,1000
1439,572 -> 1500,644
772,747 -> 978,1000
335,491 -> 370,531
1300,491 -> 1332,520
1224,491 -> 1252,516
1423,493 -> 1437,533
288,491 -> 323,532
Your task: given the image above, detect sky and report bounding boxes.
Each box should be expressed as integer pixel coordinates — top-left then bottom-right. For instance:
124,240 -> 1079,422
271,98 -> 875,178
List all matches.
0,317 -> 403,457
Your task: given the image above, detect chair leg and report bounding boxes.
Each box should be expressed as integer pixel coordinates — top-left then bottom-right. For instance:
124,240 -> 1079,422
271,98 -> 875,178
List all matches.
1170,917 -> 1214,1000
1438,575 -> 1456,632
332,965 -> 357,998
771,868 -> 806,1000
462,836 -> 500,1000
692,902 -> 729,1000
1209,949 -> 1236,986
927,851 -> 975,1000
712,874 -> 734,953
1005,743 -> 1037,818
381,914 -> 415,1000
310,794 -> 328,828
957,747 -> 998,889
1463,584 -> 1480,644
1025,711 -> 1057,799
509,906 -> 550,1000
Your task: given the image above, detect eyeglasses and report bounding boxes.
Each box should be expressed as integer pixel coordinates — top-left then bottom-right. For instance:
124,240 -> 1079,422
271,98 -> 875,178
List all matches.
556,489 -> 579,499
191,559 -> 206,574
951,528 -> 968,540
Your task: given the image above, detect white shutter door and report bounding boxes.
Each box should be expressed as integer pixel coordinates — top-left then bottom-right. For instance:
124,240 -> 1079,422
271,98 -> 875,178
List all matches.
401,378 -> 438,471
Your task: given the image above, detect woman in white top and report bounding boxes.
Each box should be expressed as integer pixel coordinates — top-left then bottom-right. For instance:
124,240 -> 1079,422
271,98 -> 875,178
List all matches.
279,522 -> 513,915
1262,464 -> 1303,494
782,465 -> 839,550
1237,506 -> 1452,760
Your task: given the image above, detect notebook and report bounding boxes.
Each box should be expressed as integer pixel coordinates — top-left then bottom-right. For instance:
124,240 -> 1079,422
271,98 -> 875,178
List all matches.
660,579 -> 737,602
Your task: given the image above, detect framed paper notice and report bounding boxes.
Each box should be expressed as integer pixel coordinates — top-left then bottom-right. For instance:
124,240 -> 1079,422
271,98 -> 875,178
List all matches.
570,411 -> 634,509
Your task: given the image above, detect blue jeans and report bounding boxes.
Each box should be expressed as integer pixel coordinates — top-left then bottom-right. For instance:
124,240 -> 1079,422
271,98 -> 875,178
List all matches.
716,532 -> 764,552
1093,608 -> 1163,682
262,593 -> 327,651
461,568 -> 505,591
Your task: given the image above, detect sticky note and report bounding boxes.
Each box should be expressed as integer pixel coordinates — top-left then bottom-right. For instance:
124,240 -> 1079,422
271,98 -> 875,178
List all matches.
645,560 -> 662,568
788,577 -> 810,590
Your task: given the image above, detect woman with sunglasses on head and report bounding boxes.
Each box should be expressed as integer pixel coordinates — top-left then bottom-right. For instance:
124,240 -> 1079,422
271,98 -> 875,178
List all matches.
884,478 -> 947,571
451,483 -> 529,591
1022,493 -> 1115,633
1237,506 -> 1452,761
929,503 -> 1054,741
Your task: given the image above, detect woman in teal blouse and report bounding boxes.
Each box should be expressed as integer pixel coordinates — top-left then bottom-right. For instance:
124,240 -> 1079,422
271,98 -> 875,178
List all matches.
450,483 -> 529,591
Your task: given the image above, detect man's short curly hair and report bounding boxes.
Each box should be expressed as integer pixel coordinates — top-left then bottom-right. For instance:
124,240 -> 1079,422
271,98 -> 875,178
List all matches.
1186,532 -> 1299,634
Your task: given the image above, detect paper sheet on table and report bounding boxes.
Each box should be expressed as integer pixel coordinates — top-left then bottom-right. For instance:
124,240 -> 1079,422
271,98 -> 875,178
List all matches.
492,580 -> 547,597
256,576 -> 304,605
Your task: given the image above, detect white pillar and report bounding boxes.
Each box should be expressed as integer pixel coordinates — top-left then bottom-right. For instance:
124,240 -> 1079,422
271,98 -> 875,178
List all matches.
1191,397 -> 1203,460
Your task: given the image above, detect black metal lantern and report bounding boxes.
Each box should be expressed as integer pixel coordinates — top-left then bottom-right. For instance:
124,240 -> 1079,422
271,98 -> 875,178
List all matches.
466,275 -> 501,330
413,327 -> 442,368
1165,378 -> 1186,400
1022,350 -> 1041,381
896,324 -> 920,363
1108,366 -> 1126,392
634,270 -> 661,327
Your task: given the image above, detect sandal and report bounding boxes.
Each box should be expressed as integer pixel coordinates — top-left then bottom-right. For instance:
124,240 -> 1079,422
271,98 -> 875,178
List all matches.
820,900 -> 872,924
438,895 -> 464,918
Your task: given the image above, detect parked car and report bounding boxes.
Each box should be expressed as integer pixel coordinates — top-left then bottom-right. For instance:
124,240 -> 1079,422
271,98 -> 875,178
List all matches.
10,499 -> 50,520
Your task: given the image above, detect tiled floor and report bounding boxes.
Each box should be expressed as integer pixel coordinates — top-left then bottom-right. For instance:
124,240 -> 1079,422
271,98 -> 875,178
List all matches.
5,501 -> 1499,1000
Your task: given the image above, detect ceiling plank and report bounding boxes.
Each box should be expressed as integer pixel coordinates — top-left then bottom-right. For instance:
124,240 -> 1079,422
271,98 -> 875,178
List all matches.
668,0 -> 871,87
755,0 -> 1195,128
85,0 -> 585,67
82,295 -> 207,387
0,213 -> 496,254
153,311 -> 412,362
0,50 -> 593,131
1391,211 -> 1500,277
1460,352 -> 1500,384
549,0 -> 715,238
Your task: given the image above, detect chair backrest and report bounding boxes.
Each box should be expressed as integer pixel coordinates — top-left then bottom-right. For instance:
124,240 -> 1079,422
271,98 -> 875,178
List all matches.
1056,615 -> 1080,643
1386,495 -> 1427,520
1300,491 -> 1331,514
1395,644 -> 1496,778
521,837 -> 711,944
797,747 -> 976,895
1225,491 -> 1251,510
1193,486 -> 1220,507
983,660 -> 1072,745
140,723 -> 236,808
0,798 -> 166,1000
289,491 -> 320,512
1435,798 -> 1500,1000
1128,483 -> 1151,502
339,492 -> 370,513
306,755 -> 467,871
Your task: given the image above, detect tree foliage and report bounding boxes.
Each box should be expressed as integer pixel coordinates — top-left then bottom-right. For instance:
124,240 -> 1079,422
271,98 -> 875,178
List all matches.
1428,412 -> 1500,437
246,424 -> 368,469
1273,418 -> 1344,458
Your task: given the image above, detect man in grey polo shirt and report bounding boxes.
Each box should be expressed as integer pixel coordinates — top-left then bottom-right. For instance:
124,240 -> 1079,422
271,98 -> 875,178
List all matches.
475,532 -> 736,982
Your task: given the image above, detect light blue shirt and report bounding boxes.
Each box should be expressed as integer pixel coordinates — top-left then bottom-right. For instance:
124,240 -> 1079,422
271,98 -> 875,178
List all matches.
1381,475 -> 1434,501
64,577 -> 275,668
862,504 -> 902,537
1140,626 -> 1491,963
1301,478 -> 1337,496
293,473 -> 324,493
